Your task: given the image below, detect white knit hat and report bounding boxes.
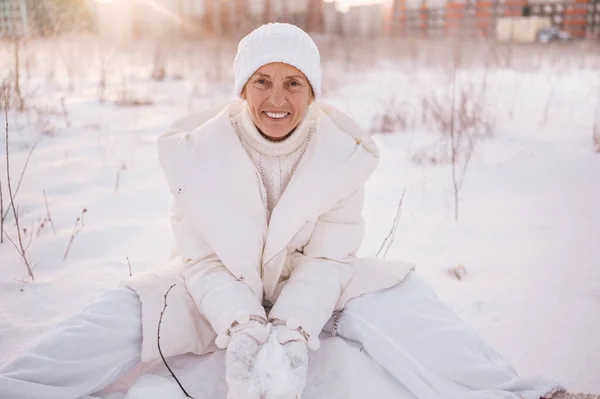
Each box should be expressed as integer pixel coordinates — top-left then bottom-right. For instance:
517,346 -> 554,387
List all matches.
234,23 -> 322,98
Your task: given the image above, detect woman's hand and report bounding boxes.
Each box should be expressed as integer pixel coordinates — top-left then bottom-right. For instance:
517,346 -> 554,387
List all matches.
254,324 -> 308,399
225,319 -> 271,399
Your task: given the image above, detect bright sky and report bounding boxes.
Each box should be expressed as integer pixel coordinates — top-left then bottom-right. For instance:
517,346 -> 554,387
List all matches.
334,0 -> 385,5
325,0 -> 385,12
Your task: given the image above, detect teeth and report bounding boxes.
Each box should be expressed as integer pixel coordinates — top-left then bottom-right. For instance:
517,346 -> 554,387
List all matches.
265,112 -> 288,119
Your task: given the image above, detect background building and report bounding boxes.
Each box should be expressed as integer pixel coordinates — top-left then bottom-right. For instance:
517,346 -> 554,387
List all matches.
0,0 -> 28,37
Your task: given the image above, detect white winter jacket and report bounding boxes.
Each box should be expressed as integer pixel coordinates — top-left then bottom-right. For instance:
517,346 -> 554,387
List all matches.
123,101 -> 414,362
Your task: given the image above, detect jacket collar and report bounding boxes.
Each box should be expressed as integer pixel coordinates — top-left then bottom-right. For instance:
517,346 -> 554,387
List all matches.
260,105 -> 378,294
166,101 -> 378,293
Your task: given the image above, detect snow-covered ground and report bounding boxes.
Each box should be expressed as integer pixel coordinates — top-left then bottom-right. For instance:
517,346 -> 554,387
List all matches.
1,37 -> 599,398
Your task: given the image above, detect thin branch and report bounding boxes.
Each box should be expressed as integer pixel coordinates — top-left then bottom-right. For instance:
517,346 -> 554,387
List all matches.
449,64 -> 459,221
24,221 -> 34,251
0,172 -> 3,244
60,97 -> 70,127
35,216 -> 44,237
4,84 -> 33,280
15,142 -> 37,195
14,36 -> 24,112
126,257 -> 132,277
158,284 -> 193,398
3,231 -> 36,277
594,84 -> 600,153
114,170 -> 120,192
376,187 -> 407,259
1,85 -> 4,244
3,232 -> 22,258
2,141 -> 37,222
63,208 -> 87,261
43,190 -> 56,234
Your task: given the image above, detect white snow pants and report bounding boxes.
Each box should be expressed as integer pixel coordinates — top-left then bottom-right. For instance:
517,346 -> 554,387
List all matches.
0,288 -> 142,399
324,272 -> 562,399
0,273 -> 562,399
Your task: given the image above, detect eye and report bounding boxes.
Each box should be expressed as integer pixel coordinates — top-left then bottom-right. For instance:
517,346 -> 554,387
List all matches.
289,80 -> 301,87
253,78 -> 270,90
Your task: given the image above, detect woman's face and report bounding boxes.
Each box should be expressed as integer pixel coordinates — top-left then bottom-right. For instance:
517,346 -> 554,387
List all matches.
242,62 -> 314,141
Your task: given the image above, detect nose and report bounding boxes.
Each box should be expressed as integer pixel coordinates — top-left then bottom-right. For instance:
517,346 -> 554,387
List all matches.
269,85 -> 286,107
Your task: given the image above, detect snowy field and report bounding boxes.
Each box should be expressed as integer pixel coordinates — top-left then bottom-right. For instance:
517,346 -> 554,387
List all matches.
1,36 -> 599,398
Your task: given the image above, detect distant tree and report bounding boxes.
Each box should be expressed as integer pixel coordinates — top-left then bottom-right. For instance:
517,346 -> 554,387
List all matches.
306,0 -> 325,32
233,0 -> 249,34
203,0 -> 216,35
281,0 -> 289,23
27,0 -> 94,35
219,0 -> 231,35
264,0 -> 273,24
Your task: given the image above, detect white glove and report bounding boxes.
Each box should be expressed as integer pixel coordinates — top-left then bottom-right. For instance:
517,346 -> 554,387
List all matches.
225,319 -> 271,399
257,324 -> 308,399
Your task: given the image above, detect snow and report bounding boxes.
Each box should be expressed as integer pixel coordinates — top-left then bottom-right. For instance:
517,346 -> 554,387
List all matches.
253,332 -> 299,397
102,336 -> 411,399
1,37 -> 600,398
124,375 -> 188,399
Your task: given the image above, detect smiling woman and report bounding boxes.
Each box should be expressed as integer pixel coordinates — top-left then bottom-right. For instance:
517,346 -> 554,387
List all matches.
0,21 -> 568,399
241,63 -> 315,141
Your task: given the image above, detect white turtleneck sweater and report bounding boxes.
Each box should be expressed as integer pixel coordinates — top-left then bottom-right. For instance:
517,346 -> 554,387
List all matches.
231,104 -> 315,221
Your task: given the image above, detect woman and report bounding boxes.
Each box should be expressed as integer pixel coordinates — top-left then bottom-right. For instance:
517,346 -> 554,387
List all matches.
0,23 -> 564,399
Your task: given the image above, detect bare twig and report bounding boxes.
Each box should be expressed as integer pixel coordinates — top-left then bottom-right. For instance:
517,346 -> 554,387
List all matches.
115,163 -> 127,193
43,190 -> 56,234
63,208 -> 88,261
24,222 -> 34,251
1,86 -> 4,244
158,284 -> 194,398
2,141 -> 37,222
445,63 -> 482,221
3,231 -> 28,264
14,37 -> 25,112
371,94 -> 411,134
114,170 -> 120,192
542,83 -> 555,125
126,257 -> 132,277
13,276 -> 28,284
60,97 -> 70,127
4,87 -> 33,279
35,216 -> 44,237
376,187 -> 407,259
448,264 -> 467,280
0,169 -> 3,244
449,64 -> 459,221
594,87 -> 600,153
14,141 -> 37,199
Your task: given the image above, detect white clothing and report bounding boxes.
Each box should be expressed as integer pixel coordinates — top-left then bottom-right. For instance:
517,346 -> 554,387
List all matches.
325,273 -> 563,399
123,101 -> 414,362
0,274 -> 562,399
233,23 -> 322,97
232,103 -> 314,218
0,289 -> 141,399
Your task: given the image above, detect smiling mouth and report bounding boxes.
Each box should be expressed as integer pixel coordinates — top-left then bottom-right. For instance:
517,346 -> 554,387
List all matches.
264,111 -> 290,120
